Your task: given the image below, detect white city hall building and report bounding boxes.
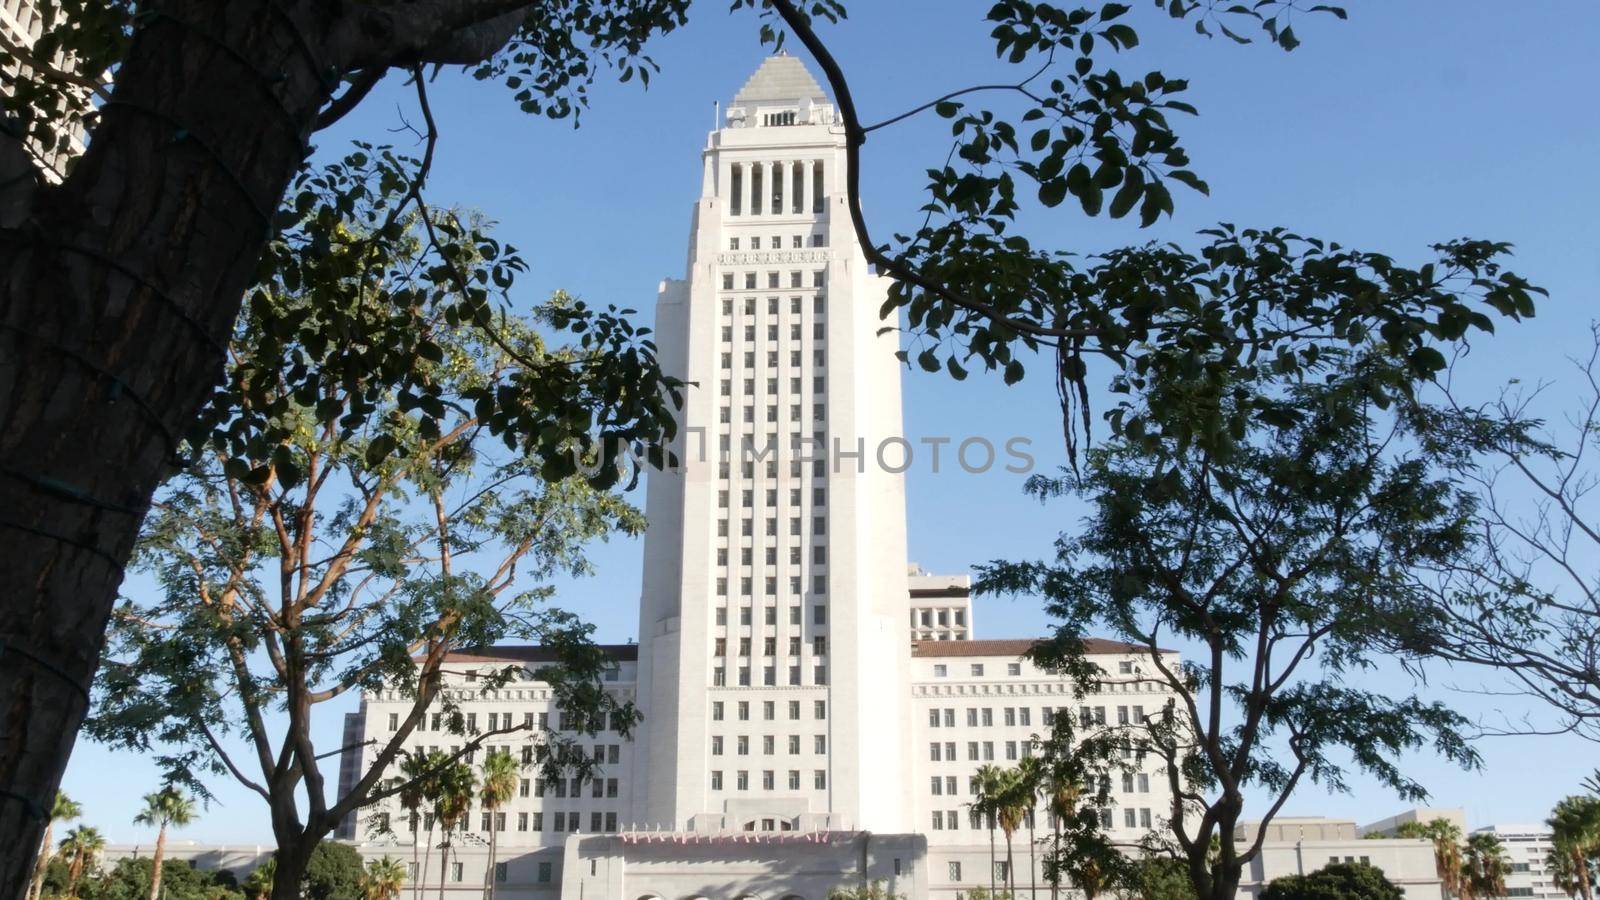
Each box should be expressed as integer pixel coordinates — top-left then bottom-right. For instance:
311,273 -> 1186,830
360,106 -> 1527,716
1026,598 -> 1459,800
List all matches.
338,55 -> 1178,900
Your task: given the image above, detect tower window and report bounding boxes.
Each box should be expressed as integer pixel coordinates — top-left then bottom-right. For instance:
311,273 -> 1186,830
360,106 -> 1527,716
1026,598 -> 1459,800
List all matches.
730,164 -> 743,216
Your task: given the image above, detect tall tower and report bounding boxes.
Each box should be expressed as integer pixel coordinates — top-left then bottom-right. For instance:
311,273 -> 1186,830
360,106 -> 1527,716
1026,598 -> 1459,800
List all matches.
630,54 -> 913,834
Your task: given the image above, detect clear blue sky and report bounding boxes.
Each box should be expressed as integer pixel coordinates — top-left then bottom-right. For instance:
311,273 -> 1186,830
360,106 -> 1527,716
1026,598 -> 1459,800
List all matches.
64,1 -> 1600,846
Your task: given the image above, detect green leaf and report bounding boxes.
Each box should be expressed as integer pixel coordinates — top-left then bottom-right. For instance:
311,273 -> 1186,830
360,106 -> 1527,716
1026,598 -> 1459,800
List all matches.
1108,167 -> 1144,219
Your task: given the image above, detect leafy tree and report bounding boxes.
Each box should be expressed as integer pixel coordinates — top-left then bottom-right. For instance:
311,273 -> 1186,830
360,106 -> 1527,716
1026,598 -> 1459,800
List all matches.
304,842 -> 366,900
1549,797 -> 1600,900
1116,857 -> 1198,900
60,826 -> 107,898
242,861 -> 275,900
87,858 -> 243,900
0,4 -> 1543,894
132,787 -> 197,900
360,858 -> 407,900
1261,863 -> 1404,900
1412,323 -> 1600,741
29,792 -> 83,900
1463,832 -> 1511,900
980,351 -> 1492,900
478,750 -> 521,900
87,163 -> 648,899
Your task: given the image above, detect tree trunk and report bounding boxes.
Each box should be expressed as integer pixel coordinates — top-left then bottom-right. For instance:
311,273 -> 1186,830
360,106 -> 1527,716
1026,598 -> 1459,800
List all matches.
269,841 -> 312,900
148,823 -> 168,900
26,818 -> 54,900
1006,833 -> 1017,900
1028,817 -> 1037,900
1051,816 -> 1061,900
412,816 -> 421,900
0,3 -> 346,891
420,823 -> 435,900
989,822 -> 997,898
484,817 -> 498,900
1577,850 -> 1591,900
438,835 -> 450,900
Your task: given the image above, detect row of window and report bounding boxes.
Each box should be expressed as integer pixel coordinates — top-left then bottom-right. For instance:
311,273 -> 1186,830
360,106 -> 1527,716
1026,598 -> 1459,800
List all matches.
716,636 -> 828,656
726,160 -> 825,216
720,400 -> 828,425
925,704 -> 1150,728
719,545 -> 825,567
721,271 -> 827,292
718,486 -> 827,510
714,604 -> 827,627
721,295 -> 828,318
928,770 -> 1152,797
400,709 -> 628,734
716,572 -> 828,594
928,740 -> 1033,763
524,774 -> 621,799
729,234 -> 827,251
712,665 -> 827,686
930,662 -> 1021,678
710,734 -> 827,755
724,322 -> 829,346
715,458 -> 828,480
913,608 -> 969,628
710,769 -> 827,790
712,699 -> 826,721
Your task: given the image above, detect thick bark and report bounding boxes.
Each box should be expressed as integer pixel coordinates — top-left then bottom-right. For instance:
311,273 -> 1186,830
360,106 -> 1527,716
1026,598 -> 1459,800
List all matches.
268,840 -> 312,900
0,3 -> 336,891
25,818 -> 53,900
148,823 -> 168,900
0,0 -> 532,892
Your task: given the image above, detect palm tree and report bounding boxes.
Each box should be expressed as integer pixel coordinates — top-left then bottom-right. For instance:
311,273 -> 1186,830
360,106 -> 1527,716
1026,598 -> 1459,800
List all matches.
992,768 -> 1028,900
1463,832 -> 1511,900
133,786 -> 197,900
974,765 -> 1006,900
432,761 -> 477,900
362,856 -> 409,900
1040,761 -> 1081,900
1017,757 -> 1044,900
478,749 -> 521,900
243,859 -> 276,900
60,825 -> 107,897
1550,797 -> 1600,900
1396,819 -> 1465,900
29,791 -> 82,900
398,750 -> 441,900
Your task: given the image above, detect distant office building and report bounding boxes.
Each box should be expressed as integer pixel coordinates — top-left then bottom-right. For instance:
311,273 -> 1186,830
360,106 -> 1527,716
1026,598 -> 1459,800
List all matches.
1474,824 -> 1564,900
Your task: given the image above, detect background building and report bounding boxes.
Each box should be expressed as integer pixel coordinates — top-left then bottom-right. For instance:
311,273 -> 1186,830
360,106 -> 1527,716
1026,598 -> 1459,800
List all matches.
1473,824 -> 1564,900
1233,818 -> 1444,900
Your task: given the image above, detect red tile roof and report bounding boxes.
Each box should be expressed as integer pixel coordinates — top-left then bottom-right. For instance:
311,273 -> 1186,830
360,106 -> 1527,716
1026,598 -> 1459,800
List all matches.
910,638 -> 1153,658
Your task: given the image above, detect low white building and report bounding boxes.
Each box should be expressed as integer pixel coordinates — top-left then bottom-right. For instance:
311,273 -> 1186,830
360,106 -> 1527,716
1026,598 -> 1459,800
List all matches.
1234,818 -> 1444,900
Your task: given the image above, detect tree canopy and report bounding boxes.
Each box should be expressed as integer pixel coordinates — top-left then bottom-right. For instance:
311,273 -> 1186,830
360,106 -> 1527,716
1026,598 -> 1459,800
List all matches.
1261,863 -> 1405,900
